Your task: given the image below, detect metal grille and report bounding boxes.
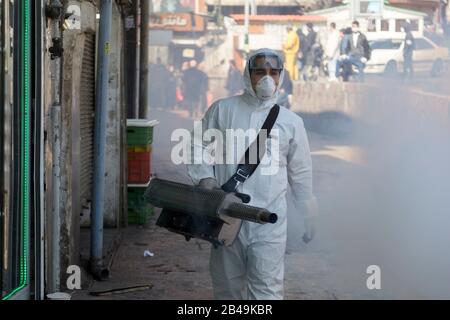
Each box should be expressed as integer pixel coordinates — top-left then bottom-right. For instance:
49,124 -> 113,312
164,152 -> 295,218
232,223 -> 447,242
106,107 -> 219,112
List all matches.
79,33 -> 95,204
145,178 -> 226,218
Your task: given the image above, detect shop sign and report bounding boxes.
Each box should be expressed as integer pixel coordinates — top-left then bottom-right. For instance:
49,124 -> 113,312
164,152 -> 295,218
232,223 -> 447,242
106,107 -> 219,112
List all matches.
150,13 -> 204,32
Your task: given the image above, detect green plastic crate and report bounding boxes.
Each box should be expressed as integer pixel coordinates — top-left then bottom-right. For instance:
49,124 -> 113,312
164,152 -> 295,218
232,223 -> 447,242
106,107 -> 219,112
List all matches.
126,119 -> 158,146
127,126 -> 153,145
128,184 -> 154,225
128,205 -> 154,225
128,186 -> 147,205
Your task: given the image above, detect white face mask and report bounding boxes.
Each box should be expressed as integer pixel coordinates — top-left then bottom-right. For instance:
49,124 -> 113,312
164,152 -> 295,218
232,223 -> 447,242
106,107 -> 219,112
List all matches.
254,75 -> 277,100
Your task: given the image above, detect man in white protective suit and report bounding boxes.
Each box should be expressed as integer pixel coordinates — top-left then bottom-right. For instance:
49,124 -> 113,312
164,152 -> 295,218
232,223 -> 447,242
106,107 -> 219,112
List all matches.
186,48 -> 318,300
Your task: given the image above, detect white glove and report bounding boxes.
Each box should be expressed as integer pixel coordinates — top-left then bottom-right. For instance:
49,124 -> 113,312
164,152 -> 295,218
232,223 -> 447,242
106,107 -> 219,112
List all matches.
339,54 -> 348,60
198,177 -> 219,190
302,216 -> 316,244
301,197 -> 318,244
361,57 -> 368,64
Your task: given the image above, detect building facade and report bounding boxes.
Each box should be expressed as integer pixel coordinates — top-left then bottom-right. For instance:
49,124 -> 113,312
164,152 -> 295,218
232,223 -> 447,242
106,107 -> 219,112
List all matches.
1,0 -> 132,300
309,2 -> 428,39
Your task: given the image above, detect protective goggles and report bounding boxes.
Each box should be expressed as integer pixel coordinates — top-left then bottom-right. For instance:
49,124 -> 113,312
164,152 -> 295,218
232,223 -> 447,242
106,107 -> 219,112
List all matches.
248,53 -> 283,71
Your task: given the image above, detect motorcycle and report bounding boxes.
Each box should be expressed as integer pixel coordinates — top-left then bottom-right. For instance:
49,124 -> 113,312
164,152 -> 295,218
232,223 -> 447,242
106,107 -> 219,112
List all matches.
337,56 -> 364,82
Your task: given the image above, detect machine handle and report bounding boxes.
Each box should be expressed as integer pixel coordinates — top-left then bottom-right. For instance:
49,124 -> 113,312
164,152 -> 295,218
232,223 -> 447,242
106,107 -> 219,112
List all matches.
234,192 -> 251,203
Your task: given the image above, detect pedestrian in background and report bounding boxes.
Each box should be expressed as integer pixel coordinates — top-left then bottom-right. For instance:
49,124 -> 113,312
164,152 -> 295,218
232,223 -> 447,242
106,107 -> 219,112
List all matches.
166,64 -> 177,110
182,60 -> 208,118
198,61 -> 210,115
225,60 -> 244,96
283,25 -> 300,80
149,57 -> 169,109
301,23 -> 318,81
336,21 -> 370,82
402,23 -> 415,80
325,22 -> 340,81
336,27 -> 351,81
296,25 -> 307,76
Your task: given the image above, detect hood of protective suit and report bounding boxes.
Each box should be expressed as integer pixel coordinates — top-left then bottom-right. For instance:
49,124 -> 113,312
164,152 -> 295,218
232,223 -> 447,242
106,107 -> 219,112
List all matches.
243,48 -> 285,109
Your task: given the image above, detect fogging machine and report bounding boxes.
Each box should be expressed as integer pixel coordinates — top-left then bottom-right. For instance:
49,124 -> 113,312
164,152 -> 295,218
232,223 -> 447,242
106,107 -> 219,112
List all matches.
144,178 -> 278,247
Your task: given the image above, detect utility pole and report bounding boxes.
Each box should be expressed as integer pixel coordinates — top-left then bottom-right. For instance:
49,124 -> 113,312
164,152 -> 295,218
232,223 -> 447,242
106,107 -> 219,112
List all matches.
441,0 -> 449,36
125,1 -> 140,118
250,0 -> 257,15
91,0 -> 113,281
139,0 -> 150,119
135,0 -> 141,118
350,0 -> 356,21
244,0 -> 250,56
215,0 -> 224,28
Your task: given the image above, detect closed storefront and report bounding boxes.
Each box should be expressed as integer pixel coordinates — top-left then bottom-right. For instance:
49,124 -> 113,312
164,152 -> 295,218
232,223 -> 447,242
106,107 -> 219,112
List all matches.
79,33 -> 96,220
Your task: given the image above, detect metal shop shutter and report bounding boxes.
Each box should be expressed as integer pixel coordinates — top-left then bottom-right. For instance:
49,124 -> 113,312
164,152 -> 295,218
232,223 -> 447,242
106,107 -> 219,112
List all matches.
79,33 -> 96,208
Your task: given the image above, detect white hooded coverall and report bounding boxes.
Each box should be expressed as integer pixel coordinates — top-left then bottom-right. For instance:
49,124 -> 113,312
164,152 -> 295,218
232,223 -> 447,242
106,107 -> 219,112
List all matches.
187,49 -> 316,300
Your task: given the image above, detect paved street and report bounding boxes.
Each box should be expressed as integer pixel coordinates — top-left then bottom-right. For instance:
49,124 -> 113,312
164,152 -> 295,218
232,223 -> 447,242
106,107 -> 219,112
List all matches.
365,71 -> 450,96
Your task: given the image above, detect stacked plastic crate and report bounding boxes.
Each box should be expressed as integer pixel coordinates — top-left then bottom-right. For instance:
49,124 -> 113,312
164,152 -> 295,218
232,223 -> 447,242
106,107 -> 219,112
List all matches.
127,119 -> 159,225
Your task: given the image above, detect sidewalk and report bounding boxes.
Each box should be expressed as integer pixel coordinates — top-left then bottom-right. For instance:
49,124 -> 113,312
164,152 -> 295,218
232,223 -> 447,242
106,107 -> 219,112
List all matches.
72,209 -> 338,300
72,209 -> 213,300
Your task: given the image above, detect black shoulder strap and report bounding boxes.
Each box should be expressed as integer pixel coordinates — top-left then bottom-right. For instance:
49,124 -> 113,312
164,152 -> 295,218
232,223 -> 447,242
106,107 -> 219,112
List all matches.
221,104 -> 280,193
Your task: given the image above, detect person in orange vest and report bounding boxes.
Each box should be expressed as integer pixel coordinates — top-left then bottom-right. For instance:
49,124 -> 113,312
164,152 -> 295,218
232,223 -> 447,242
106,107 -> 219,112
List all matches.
282,25 -> 300,80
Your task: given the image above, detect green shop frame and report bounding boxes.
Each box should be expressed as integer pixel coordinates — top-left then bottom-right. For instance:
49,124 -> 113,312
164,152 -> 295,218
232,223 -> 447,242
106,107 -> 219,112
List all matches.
1,0 -> 31,300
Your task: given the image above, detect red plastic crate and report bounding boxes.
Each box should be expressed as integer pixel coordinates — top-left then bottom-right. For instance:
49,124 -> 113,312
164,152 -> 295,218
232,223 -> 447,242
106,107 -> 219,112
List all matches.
128,149 -> 151,184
